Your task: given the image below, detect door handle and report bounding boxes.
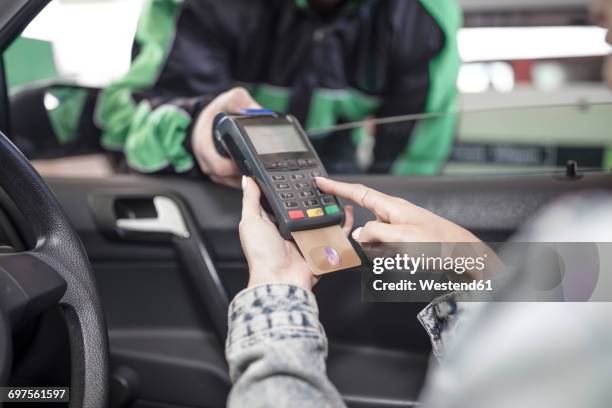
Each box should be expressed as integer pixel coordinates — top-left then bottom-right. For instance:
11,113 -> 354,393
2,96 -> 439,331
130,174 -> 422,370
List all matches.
89,192 -> 229,339
115,196 -> 190,239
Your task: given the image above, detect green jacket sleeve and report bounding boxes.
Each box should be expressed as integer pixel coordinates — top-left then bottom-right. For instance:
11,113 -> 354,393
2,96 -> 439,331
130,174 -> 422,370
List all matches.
95,0 -> 231,173
390,0 -> 462,176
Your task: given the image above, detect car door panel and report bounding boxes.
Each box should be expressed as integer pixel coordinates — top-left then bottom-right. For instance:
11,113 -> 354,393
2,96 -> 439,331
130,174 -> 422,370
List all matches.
45,172 -> 612,408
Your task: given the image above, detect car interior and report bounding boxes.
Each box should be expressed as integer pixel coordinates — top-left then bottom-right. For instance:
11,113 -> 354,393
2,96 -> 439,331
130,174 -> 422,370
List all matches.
1,1 -> 612,408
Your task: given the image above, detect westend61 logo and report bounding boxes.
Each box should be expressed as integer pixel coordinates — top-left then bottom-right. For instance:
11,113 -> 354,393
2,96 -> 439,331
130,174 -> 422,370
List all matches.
360,242 -> 610,303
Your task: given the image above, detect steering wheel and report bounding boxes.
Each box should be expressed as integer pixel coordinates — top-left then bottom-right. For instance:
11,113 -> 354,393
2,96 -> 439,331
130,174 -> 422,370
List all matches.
0,131 -> 109,407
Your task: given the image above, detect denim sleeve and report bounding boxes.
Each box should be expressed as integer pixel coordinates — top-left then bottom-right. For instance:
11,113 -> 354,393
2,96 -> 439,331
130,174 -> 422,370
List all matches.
225,284 -> 347,408
418,294 -> 485,360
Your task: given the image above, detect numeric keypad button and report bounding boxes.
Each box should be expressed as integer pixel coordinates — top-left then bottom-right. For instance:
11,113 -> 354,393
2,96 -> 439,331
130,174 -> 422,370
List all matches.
279,192 -> 295,200
321,196 -> 335,205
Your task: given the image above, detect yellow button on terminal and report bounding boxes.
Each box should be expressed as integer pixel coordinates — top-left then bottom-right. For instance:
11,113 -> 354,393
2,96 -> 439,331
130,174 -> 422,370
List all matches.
307,208 -> 324,218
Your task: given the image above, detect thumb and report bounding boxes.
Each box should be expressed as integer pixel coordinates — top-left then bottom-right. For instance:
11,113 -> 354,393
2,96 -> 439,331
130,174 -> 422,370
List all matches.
237,88 -> 262,109
226,87 -> 262,110
241,176 -> 263,220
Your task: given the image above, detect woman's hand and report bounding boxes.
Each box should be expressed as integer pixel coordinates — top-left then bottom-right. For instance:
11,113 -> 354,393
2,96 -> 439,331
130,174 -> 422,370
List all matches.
239,177 -> 354,290
315,177 -> 479,243
314,178 -> 498,279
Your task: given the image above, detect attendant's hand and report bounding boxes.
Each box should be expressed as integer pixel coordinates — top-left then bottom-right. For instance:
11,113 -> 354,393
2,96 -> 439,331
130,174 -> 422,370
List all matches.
192,87 -> 261,188
315,177 -> 479,243
239,177 -> 354,290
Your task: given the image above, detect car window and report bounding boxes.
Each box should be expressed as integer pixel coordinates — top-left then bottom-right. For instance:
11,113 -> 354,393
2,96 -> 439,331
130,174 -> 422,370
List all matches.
2,0 -> 143,177
2,0 -> 611,177
307,100 -> 612,176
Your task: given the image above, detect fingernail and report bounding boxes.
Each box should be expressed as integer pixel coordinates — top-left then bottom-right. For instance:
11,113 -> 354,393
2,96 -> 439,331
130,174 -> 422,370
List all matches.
241,176 -> 247,190
352,227 -> 362,241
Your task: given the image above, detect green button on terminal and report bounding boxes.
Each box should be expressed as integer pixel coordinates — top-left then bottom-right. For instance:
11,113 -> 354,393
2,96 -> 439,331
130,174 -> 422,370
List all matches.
325,204 -> 340,215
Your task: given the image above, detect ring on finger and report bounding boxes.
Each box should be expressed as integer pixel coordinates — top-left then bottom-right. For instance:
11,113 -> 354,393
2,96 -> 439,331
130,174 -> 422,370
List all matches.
360,189 -> 371,207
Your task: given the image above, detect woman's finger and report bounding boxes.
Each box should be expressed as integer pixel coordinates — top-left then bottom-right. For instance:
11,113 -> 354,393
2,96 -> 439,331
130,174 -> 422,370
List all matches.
341,205 -> 354,236
315,177 -> 416,224
241,176 -> 263,220
353,221 -> 417,244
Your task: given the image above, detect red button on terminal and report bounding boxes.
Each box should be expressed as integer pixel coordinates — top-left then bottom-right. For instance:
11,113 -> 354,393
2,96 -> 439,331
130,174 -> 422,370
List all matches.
288,210 -> 305,220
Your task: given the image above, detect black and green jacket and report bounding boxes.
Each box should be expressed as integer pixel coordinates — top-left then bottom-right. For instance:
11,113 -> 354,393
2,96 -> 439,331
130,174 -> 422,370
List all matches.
95,0 -> 462,175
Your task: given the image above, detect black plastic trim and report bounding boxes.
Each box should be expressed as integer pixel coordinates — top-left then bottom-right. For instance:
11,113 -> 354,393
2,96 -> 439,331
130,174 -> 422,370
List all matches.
0,0 -> 50,51
0,58 -> 9,135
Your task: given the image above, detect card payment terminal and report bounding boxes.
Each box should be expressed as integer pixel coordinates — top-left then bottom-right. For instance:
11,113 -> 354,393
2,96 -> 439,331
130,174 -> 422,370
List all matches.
213,110 -> 343,240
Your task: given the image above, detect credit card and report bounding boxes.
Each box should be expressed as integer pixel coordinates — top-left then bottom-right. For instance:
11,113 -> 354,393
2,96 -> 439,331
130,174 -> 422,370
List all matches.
292,225 -> 361,275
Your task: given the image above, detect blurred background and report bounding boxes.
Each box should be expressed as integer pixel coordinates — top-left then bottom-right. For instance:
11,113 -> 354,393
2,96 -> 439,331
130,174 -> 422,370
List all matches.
3,0 -> 612,176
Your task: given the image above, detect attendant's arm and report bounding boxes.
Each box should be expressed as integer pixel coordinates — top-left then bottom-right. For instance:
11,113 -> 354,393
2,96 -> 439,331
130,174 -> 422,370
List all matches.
95,0 -> 259,186
373,0 -> 461,175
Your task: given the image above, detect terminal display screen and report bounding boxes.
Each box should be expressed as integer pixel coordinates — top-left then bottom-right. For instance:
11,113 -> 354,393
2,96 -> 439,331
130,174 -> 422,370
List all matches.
244,124 -> 308,155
